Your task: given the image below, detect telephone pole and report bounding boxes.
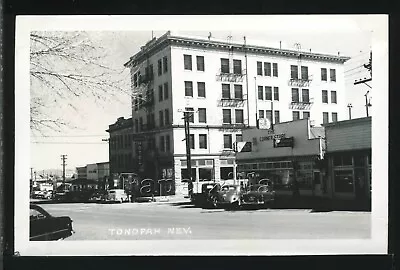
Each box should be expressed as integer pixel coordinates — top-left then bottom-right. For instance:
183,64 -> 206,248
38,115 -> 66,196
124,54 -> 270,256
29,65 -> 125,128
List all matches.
61,155 -> 67,185
183,111 -> 193,198
354,51 -> 372,117
347,103 -> 353,120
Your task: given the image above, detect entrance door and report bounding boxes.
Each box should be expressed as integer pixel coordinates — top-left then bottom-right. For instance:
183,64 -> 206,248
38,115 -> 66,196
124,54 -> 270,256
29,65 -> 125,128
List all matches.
313,171 -> 322,196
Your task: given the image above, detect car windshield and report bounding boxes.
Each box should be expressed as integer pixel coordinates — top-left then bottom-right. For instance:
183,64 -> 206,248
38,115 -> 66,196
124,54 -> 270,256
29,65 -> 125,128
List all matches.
249,185 -> 269,192
221,185 -> 238,192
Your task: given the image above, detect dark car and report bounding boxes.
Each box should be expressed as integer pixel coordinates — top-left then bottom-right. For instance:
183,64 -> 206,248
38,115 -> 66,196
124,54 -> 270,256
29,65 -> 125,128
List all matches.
30,204 -> 74,241
89,190 -> 107,202
241,184 -> 275,207
213,184 -> 243,208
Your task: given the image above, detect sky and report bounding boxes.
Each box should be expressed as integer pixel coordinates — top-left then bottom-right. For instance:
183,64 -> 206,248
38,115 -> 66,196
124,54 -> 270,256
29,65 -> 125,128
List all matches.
25,15 -> 386,173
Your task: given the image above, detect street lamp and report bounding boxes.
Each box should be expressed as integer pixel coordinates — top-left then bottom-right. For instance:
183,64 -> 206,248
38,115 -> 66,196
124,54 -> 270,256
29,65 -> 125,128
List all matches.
347,103 -> 353,120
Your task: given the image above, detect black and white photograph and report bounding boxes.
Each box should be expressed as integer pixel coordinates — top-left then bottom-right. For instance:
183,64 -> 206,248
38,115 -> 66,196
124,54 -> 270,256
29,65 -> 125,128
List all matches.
14,15 -> 388,255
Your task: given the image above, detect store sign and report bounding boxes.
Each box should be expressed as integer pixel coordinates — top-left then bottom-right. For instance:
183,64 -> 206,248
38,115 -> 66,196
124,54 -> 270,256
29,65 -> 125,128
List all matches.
254,130 -> 286,142
137,141 -> 144,172
274,137 -> 294,148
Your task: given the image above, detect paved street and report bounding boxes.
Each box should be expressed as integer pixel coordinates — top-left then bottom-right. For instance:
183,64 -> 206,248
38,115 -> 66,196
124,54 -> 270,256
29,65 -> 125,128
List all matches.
38,201 -> 371,240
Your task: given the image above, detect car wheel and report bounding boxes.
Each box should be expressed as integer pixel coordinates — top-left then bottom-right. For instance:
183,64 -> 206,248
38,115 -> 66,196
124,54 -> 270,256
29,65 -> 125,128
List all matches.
212,197 -> 218,208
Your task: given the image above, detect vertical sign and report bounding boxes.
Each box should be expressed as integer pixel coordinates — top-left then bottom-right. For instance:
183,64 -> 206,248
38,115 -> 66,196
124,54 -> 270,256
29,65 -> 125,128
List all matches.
137,141 -> 144,172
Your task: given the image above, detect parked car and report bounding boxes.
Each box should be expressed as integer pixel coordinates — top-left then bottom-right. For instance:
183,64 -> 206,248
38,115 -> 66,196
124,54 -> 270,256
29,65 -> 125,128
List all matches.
213,184 -> 243,209
106,189 -> 129,203
241,184 -> 275,207
36,190 -> 53,200
89,190 -> 107,202
30,204 -> 74,241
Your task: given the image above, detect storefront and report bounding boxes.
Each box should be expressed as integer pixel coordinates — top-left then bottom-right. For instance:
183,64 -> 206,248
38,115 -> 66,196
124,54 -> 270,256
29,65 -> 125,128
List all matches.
324,117 -> 371,206
236,118 -> 326,197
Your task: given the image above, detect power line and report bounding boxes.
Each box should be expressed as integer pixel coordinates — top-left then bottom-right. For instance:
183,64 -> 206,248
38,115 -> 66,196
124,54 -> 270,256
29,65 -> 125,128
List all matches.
344,65 -> 364,73
32,135 -> 106,138
32,142 -> 108,144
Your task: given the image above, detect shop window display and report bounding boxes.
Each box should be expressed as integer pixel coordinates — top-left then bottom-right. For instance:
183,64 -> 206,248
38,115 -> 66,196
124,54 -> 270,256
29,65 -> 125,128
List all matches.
334,170 -> 354,193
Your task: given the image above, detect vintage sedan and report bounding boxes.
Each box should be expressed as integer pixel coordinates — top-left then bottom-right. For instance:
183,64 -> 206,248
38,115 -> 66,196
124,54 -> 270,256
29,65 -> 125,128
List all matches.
213,184 -> 243,208
30,204 -> 74,241
241,184 -> 275,207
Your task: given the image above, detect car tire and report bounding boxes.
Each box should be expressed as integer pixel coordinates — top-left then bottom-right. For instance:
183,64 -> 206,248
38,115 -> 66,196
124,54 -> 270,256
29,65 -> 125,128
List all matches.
212,197 -> 218,208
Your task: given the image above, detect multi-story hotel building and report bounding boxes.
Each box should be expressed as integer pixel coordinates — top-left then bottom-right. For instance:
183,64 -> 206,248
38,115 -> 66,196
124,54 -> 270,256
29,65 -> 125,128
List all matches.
124,31 -> 350,195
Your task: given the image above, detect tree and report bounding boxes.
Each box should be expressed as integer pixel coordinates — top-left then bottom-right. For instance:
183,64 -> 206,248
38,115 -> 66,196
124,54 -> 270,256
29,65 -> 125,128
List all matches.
30,31 -> 131,134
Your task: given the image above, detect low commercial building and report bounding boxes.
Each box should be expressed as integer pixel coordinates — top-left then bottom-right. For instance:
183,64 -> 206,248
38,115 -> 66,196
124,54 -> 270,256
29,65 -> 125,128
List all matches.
76,166 -> 87,179
324,117 -> 371,207
236,118 -> 326,197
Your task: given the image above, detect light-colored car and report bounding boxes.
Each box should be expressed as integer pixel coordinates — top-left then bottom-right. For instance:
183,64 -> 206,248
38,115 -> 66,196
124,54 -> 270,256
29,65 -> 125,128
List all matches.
106,189 -> 129,203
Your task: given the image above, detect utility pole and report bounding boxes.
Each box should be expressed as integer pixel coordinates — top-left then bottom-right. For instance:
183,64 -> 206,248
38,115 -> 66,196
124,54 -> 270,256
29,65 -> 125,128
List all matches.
30,167 -> 33,181
61,155 -> 67,185
183,111 -> 193,198
347,103 -> 353,120
354,50 -> 372,117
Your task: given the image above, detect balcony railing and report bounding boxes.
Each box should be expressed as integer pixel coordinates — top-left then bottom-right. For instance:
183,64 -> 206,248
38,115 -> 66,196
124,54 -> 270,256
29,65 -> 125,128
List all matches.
218,97 -> 246,107
216,68 -> 247,83
288,76 -> 313,87
289,100 -> 314,110
138,73 -> 154,85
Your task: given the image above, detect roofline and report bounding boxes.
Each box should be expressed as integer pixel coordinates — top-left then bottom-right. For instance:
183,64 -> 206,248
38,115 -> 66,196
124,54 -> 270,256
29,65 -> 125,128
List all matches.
323,116 -> 371,128
124,32 -> 350,68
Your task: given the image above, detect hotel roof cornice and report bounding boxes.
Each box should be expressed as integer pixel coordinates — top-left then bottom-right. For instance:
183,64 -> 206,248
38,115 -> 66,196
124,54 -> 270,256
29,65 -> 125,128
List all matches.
124,31 -> 351,68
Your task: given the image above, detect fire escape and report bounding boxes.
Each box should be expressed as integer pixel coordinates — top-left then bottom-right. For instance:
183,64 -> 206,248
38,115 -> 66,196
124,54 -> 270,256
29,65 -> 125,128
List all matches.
288,43 -> 314,111
215,36 -> 248,131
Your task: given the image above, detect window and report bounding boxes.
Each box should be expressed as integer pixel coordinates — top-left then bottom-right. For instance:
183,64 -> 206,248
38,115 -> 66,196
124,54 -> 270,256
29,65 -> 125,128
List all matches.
292,111 -> 300,120
323,112 -> 329,124
185,107 -> 194,123
166,135 -> 171,152
292,88 -> 299,102
184,55 -> 192,70
259,110 -> 265,119
198,82 -> 206,97
332,112 -> 338,122
273,87 -> 279,101
257,62 -> 262,75
133,73 -> 138,87
322,90 -> 328,103
159,110 -> 164,127
158,59 -> 162,76
331,91 -> 337,104
150,113 -> 155,128
189,134 -> 195,149
138,94 -> 143,108
334,170 -> 353,193
198,108 -> 207,123
233,59 -> 242,75
301,66 -> 308,80
222,84 -> 231,99
159,136 -> 165,152
258,86 -> 264,100
199,134 -> 207,149
221,58 -> 229,73
235,109 -> 244,124
264,62 -> 271,76
273,63 -> 278,77
185,81 -> 193,97
265,86 -> 272,100
330,69 -> 336,81
321,68 -> 327,81
266,110 -> 272,123
158,85 -> 163,101
139,117 -> 143,132
135,119 -> 139,133
302,89 -> 310,103
149,64 -> 154,80
223,109 -> 231,124
236,134 -> 243,142
196,56 -> 205,71
303,111 -> 310,119
274,110 -> 280,124
224,134 -> 233,149
234,84 -> 243,99
290,65 -> 298,79
164,109 -> 170,125
163,57 -> 168,73
164,83 -> 169,100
